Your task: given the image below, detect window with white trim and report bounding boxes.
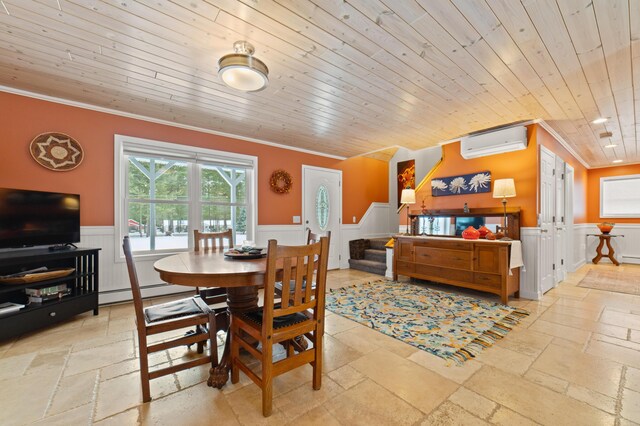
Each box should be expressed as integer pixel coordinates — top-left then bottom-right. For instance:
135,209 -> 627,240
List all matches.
115,135 -> 257,256
600,174 -> 640,218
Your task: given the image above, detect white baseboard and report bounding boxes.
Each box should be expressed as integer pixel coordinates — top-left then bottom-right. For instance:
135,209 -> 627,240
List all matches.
100,284 -> 194,305
621,256 -> 640,265
573,259 -> 586,271
519,290 -> 540,300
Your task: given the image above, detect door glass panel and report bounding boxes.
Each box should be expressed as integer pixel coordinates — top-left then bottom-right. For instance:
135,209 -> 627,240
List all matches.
316,185 -> 329,231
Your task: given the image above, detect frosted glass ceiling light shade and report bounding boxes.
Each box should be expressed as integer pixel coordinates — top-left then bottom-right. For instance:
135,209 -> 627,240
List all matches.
218,41 -> 269,92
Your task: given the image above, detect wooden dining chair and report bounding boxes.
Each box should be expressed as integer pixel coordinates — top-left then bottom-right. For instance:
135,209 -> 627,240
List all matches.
193,229 -> 233,308
274,229 -> 331,298
230,237 -> 329,417
123,236 -> 218,403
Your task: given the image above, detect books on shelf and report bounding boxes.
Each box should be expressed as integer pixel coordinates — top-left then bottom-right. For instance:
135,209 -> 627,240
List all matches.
0,302 -> 25,316
25,284 -> 68,297
25,284 -> 72,304
28,288 -> 72,304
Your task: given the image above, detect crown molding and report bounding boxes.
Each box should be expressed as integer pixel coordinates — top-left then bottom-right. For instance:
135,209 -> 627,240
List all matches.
588,160 -> 640,169
535,119 -> 591,169
0,85 -> 347,161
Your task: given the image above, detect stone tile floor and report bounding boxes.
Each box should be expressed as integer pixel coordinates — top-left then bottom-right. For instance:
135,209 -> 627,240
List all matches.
1,265 -> 640,425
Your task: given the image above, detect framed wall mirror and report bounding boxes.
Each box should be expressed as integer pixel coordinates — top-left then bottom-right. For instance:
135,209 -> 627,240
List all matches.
409,207 -> 521,241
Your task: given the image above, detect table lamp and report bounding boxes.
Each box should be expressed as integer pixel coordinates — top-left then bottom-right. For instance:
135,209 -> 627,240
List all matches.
400,187 -> 416,235
493,178 -> 516,240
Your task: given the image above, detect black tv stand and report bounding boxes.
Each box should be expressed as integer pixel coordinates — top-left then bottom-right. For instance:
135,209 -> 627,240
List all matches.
48,243 -> 78,251
0,247 -> 100,340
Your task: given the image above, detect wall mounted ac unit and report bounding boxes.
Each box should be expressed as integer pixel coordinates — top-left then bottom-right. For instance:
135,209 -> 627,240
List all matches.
460,126 -> 527,159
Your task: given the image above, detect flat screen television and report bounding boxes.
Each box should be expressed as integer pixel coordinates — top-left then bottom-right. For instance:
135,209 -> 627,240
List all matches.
0,188 -> 80,249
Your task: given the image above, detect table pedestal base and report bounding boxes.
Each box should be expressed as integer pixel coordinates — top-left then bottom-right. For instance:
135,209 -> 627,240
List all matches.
207,286 -> 258,388
592,234 -> 620,266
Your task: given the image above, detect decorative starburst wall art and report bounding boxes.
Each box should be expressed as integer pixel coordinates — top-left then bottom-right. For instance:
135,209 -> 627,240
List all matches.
431,171 -> 491,197
29,132 -> 84,171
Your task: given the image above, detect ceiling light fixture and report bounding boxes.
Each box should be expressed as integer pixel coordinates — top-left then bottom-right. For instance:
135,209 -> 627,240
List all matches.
612,159 -> 623,163
604,143 -> 618,148
218,41 -> 269,92
592,117 -> 608,124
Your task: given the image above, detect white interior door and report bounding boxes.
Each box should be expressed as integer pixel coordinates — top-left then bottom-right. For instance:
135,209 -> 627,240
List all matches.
565,165 -> 575,272
302,166 -> 341,270
554,157 -> 566,283
540,147 -> 556,294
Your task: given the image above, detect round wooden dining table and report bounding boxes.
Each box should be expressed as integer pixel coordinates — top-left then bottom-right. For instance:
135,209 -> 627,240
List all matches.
154,250 -> 269,388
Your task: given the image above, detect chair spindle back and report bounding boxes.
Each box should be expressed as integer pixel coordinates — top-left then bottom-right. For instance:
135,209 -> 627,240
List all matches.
194,229 -> 233,252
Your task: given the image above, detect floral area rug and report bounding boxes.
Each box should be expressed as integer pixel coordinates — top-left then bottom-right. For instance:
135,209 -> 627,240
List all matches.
326,280 -> 528,364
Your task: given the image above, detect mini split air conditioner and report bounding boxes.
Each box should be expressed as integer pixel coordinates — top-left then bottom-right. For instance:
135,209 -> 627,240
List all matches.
460,126 -> 528,159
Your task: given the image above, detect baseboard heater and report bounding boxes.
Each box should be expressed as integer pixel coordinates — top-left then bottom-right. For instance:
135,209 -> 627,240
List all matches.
622,255 -> 640,264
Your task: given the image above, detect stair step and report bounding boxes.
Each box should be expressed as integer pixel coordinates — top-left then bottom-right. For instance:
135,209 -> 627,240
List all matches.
368,238 -> 391,250
348,259 -> 386,276
364,249 -> 386,263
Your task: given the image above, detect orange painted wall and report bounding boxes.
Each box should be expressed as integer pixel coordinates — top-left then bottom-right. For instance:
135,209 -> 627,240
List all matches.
0,92 -> 388,226
586,164 -> 640,224
536,126 -> 588,223
415,125 -> 539,227
340,156 -> 389,223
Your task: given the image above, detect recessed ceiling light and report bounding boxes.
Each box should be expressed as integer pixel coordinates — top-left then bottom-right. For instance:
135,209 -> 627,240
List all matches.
592,117 -> 608,124
604,143 -> 618,148
612,159 -> 623,163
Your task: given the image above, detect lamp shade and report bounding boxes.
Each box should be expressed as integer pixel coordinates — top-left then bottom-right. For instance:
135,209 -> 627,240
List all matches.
218,41 -> 269,92
400,188 -> 416,204
493,178 -> 516,198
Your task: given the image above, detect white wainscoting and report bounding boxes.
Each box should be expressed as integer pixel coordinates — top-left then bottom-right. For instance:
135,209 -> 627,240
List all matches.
582,223 -> 640,265
519,227 -> 541,300
572,223 -> 589,271
255,225 -> 306,246
519,224 -> 596,301
518,222 -> 639,301
86,224 -> 311,304
78,227 -> 193,305
80,202 -> 393,304
340,202 -> 392,269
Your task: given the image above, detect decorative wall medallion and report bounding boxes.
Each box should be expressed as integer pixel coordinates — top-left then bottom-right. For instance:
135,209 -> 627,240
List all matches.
269,169 -> 293,194
29,132 -> 84,171
316,184 -> 329,231
431,171 -> 491,197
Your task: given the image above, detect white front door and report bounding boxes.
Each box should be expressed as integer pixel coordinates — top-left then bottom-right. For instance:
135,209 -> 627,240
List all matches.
302,166 -> 342,270
540,147 -> 556,294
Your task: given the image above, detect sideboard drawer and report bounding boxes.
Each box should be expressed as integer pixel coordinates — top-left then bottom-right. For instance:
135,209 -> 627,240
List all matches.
414,247 -> 471,269
396,261 -> 415,274
415,239 -> 471,251
473,273 -> 502,289
415,264 -> 473,283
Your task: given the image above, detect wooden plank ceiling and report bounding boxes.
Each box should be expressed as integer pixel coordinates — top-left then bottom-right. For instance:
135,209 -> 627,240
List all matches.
0,0 -> 637,167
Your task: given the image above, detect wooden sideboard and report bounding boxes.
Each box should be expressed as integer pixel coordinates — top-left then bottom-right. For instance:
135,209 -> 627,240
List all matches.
393,236 -> 520,304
